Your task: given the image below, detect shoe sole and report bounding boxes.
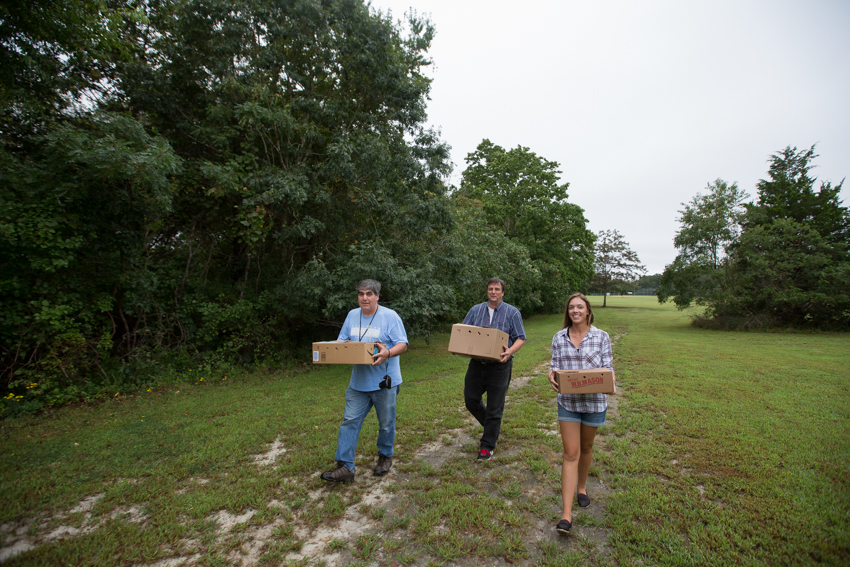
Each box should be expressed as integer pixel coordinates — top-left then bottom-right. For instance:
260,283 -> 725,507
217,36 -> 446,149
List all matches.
556,526 -> 571,534
321,474 -> 354,482
374,470 -> 390,476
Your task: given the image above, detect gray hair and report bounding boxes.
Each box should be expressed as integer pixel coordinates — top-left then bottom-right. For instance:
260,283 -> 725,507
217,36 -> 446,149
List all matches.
356,279 -> 381,295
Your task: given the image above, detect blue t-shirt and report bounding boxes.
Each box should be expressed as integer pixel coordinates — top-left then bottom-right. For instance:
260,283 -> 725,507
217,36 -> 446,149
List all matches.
338,306 -> 408,391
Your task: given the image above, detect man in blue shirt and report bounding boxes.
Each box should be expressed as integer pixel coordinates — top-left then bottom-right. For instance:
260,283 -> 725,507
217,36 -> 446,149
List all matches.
322,279 -> 409,482
462,277 -> 527,461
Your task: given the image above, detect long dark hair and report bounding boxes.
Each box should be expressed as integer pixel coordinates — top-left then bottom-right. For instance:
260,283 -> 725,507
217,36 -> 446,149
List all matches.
562,293 -> 594,329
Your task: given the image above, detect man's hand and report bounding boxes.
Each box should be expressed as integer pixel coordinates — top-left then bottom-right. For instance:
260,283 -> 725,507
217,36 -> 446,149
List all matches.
372,345 -> 390,366
548,370 -> 560,393
499,345 -> 512,363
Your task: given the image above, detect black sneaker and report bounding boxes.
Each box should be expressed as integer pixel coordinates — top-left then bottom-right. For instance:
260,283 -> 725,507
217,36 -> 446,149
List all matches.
556,518 -> 572,534
321,462 -> 354,482
476,449 -> 493,461
374,455 -> 392,476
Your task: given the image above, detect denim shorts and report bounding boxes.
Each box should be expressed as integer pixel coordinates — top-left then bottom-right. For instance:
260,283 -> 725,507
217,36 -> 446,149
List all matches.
557,405 -> 607,427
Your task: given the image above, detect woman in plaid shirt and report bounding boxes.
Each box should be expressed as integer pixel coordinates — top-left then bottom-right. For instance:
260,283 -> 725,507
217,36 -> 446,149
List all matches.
547,293 -> 614,534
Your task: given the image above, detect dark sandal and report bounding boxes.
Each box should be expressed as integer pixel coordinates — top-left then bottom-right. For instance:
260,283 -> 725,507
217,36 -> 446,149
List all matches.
556,518 -> 572,533
577,492 -> 591,508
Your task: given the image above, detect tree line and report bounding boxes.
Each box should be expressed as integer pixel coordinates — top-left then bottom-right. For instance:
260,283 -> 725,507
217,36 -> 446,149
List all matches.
1,0 -> 597,413
658,146 -> 850,329
3,0 -> 844,416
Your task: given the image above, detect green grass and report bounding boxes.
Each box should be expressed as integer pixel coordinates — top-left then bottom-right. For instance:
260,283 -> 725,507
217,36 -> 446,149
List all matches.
598,297 -> 850,565
1,296 -> 848,566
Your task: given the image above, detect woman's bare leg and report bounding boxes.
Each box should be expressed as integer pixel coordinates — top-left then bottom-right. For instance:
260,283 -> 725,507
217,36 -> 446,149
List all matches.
576,424 -> 598,496
559,420 -> 582,521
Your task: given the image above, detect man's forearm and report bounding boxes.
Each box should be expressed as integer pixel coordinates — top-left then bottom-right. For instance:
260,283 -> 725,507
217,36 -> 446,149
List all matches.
386,343 -> 408,358
506,339 -> 526,356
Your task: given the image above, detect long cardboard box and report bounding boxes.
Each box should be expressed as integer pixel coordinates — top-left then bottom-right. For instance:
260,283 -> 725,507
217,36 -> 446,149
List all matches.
312,341 -> 386,365
554,369 -> 616,394
447,324 -> 509,362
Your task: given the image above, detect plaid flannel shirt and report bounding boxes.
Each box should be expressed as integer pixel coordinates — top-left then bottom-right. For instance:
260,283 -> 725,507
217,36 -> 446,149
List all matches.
550,325 -> 613,413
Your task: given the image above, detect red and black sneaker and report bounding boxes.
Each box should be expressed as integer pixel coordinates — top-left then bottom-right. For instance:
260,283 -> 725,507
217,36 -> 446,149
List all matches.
476,448 -> 493,461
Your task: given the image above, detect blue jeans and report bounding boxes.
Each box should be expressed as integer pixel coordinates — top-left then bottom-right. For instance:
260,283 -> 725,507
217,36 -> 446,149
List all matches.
558,405 -> 607,426
334,385 -> 399,473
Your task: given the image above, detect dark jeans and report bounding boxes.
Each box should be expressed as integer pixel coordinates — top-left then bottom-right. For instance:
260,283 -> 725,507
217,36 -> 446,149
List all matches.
464,359 -> 512,451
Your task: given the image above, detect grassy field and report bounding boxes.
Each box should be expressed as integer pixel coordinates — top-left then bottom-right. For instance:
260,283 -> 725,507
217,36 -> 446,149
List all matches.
0,296 -> 847,566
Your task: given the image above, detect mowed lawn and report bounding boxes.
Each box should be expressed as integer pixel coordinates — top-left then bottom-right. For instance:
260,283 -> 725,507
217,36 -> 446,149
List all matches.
0,296 -> 847,566
598,296 -> 849,565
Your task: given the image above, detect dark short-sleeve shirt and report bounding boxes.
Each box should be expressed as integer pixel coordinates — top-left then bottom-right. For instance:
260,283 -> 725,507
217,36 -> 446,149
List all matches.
462,301 -> 527,349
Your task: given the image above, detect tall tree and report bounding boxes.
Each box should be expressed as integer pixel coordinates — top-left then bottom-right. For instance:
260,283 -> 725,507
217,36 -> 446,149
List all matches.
591,230 -> 646,307
456,139 -> 595,311
657,179 -> 748,310
675,179 -> 748,270
115,0 -> 456,338
1,0 -> 173,402
659,148 -> 849,329
730,146 -> 850,327
745,145 -> 849,251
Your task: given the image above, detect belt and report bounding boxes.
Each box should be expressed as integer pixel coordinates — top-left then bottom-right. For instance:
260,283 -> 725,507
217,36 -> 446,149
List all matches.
476,358 -> 509,365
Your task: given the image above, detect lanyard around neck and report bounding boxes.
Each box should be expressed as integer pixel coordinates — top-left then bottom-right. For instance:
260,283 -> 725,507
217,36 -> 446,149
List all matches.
359,306 -> 378,341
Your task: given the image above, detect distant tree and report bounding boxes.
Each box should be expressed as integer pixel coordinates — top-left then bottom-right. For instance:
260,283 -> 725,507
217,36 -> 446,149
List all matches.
635,273 -> 662,289
657,179 -> 748,310
456,139 -> 595,310
591,230 -> 646,307
675,180 -> 749,269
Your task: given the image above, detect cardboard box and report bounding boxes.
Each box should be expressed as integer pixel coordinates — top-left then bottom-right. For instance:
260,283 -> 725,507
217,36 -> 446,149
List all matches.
447,324 -> 509,362
312,341 -> 386,365
554,369 -> 616,394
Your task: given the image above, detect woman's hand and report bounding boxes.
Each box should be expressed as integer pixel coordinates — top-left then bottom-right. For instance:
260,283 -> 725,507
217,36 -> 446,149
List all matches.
548,370 -> 560,393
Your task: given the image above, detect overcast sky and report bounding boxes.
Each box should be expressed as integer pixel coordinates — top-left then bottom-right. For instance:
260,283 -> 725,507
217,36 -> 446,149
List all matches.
370,0 -> 850,274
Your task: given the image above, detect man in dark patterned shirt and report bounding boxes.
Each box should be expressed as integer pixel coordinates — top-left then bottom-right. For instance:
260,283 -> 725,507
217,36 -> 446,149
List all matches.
461,277 -> 527,461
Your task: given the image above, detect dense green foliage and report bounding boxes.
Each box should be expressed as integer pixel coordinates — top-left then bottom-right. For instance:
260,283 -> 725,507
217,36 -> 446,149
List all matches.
1,1 -> 594,413
659,147 -> 850,328
455,139 -> 595,311
634,273 -> 661,289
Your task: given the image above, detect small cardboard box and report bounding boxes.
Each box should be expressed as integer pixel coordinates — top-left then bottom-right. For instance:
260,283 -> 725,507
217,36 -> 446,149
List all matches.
554,369 -> 616,394
447,324 -> 509,362
312,341 -> 386,365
